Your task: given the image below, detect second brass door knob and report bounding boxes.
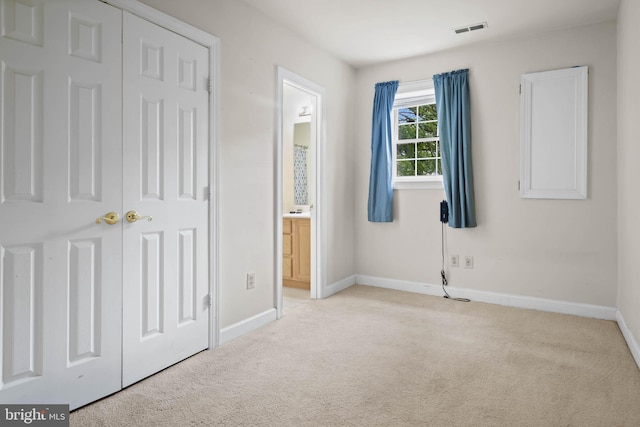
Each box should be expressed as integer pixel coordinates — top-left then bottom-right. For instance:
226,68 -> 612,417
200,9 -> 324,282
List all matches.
125,211 -> 152,223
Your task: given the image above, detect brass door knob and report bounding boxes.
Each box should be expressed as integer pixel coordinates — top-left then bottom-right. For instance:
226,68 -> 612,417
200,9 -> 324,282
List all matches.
125,211 -> 153,223
96,212 -> 120,225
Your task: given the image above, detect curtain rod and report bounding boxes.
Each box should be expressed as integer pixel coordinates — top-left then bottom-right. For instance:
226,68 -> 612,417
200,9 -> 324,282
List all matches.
398,78 -> 432,87
399,69 -> 470,86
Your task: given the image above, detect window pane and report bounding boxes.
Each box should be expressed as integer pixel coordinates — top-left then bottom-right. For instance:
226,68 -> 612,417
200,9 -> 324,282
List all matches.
437,158 -> 442,174
398,107 -> 417,124
397,160 -> 415,176
417,141 -> 438,158
398,123 -> 416,140
418,122 -> 437,138
418,104 -> 437,121
417,159 -> 437,176
396,143 -> 415,159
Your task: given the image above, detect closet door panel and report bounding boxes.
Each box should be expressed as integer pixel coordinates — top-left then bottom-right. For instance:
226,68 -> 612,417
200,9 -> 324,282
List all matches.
0,0 -> 122,410
122,10 -> 210,387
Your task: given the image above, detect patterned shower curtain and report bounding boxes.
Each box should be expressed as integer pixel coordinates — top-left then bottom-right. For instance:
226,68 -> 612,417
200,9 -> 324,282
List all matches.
294,145 -> 308,205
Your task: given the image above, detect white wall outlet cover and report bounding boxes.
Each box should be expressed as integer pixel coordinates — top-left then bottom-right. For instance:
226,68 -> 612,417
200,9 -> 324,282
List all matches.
246,273 -> 256,289
450,255 -> 459,267
464,256 -> 474,269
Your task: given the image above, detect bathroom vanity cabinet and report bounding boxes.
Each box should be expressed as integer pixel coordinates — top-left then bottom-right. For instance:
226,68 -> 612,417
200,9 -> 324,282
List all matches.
283,217 -> 311,289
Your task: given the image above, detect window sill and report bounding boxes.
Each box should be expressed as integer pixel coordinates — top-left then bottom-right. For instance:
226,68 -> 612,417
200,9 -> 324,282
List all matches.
393,179 -> 444,190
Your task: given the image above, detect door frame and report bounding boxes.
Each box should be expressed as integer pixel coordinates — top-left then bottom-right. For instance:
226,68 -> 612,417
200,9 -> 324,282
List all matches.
102,0 -> 220,349
275,67 -> 326,318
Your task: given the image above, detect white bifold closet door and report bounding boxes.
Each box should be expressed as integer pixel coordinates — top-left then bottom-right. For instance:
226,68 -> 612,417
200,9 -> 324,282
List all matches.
0,0 -> 210,409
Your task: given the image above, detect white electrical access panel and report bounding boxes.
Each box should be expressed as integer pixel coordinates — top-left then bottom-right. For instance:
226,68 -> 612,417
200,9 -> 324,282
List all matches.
520,66 -> 588,199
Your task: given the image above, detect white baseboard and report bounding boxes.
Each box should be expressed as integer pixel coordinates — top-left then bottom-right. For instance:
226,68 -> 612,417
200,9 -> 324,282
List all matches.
355,275 -> 617,320
330,275 -> 636,370
322,275 -> 356,299
219,276 -> 624,354
220,276 -> 357,344
356,275 -> 443,298
617,310 -> 640,371
219,308 -> 277,345
217,276 -> 639,372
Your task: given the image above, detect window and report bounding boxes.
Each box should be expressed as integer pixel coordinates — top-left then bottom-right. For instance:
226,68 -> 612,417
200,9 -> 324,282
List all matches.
392,81 -> 443,189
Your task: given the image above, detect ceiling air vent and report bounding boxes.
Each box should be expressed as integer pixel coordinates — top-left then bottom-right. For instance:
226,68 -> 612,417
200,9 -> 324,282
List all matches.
454,22 -> 488,34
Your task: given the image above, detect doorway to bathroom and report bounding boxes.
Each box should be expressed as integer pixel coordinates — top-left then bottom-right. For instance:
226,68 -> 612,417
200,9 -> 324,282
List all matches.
276,67 -> 326,318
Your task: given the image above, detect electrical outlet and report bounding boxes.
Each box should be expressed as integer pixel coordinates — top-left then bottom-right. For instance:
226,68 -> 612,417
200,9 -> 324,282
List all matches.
246,272 -> 256,289
464,256 -> 474,269
450,255 -> 459,268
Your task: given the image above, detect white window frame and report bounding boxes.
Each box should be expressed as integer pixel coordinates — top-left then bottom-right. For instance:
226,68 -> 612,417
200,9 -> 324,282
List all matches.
392,80 -> 444,190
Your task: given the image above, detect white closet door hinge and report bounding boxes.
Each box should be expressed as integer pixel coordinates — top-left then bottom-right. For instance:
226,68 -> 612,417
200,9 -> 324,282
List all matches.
208,77 -> 212,93
206,294 -> 212,307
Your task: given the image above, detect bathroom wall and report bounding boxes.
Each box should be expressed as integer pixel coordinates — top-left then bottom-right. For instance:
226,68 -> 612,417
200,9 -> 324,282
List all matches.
282,85 -> 313,212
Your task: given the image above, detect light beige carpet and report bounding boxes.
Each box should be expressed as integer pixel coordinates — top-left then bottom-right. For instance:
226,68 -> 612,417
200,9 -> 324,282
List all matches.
71,285 -> 640,426
283,286 -> 311,313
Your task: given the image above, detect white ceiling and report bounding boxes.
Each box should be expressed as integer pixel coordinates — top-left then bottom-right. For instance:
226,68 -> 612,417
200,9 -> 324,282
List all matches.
241,0 -> 621,68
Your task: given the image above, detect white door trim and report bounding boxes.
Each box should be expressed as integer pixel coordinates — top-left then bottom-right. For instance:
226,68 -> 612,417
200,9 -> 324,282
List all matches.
102,0 -> 220,349
276,67 -> 327,318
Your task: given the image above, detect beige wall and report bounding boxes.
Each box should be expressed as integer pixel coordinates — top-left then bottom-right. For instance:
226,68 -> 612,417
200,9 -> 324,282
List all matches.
134,1 -> 629,335
139,0 -> 356,328
354,21 -> 618,307
617,0 -> 640,346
